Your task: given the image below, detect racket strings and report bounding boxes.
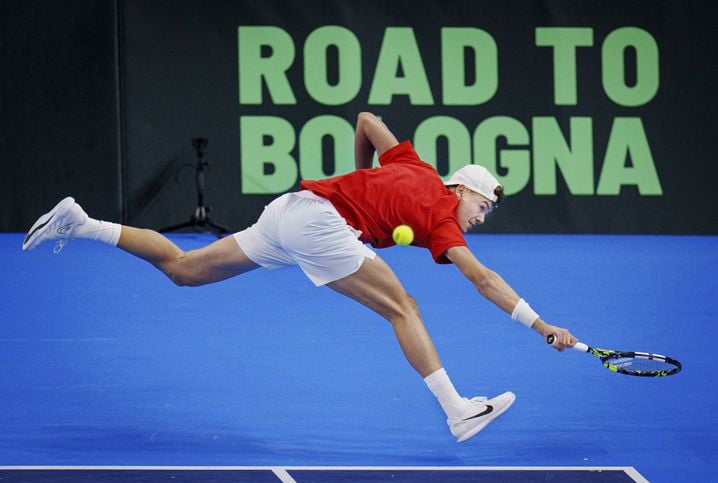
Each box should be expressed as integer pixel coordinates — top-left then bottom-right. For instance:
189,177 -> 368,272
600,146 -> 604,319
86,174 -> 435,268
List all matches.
608,354 -> 678,374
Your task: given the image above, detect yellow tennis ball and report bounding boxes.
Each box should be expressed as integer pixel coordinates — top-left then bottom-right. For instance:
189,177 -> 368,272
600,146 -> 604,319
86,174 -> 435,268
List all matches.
392,224 -> 414,246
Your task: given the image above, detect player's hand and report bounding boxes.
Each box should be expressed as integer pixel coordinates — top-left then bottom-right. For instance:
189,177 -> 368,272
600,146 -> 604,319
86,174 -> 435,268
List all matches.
532,319 -> 577,352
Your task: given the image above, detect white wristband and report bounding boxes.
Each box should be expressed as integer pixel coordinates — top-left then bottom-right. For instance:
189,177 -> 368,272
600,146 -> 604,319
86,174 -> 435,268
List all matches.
511,298 -> 539,328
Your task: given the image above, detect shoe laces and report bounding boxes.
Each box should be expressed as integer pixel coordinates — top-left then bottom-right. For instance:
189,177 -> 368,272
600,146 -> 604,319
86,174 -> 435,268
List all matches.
53,239 -> 67,254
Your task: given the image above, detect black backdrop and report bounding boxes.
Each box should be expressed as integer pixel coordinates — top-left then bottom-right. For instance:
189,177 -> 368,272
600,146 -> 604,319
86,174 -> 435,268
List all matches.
2,0 -> 716,234
0,0 -> 122,229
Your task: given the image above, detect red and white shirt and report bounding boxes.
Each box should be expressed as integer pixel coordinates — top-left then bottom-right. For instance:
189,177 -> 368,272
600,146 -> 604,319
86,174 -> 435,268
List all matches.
300,141 -> 467,264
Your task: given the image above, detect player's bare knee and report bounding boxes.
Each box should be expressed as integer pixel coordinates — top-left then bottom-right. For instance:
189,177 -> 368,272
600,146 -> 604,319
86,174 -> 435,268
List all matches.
165,265 -> 190,286
388,294 -> 421,327
404,294 -> 419,316
163,254 -> 200,287
169,271 -> 192,287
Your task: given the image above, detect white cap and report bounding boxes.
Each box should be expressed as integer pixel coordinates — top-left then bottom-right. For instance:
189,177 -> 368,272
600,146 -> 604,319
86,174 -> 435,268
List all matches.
443,165 -> 501,203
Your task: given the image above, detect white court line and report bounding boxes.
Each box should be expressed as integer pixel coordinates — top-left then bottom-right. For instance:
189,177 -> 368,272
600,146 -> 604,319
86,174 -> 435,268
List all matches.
270,467 -> 297,483
283,466 -> 649,482
0,465 -> 648,482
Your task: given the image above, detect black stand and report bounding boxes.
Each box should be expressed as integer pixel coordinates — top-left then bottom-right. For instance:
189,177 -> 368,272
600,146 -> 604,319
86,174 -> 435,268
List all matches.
160,138 -> 230,237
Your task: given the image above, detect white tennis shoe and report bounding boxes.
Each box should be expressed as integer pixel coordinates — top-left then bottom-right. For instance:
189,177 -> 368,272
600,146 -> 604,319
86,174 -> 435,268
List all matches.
448,391 -> 516,442
22,197 -> 88,253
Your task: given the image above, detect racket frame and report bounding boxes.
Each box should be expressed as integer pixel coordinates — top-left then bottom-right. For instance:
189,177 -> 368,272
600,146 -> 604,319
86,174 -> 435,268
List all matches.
547,335 -> 682,377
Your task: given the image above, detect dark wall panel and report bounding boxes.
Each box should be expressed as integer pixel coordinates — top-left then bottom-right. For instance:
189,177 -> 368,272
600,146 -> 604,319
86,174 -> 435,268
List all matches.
2,0 -> 716,234
118,0 -> 718,234
118,0 -> 242,230
0,0 -> 121,231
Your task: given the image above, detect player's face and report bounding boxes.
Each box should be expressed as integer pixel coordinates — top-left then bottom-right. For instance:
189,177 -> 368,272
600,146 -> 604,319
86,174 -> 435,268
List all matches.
456,188 -> 493,233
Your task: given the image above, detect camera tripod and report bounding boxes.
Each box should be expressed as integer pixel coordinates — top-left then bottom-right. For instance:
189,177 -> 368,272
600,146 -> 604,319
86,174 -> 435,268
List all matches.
160,138 -> 230,237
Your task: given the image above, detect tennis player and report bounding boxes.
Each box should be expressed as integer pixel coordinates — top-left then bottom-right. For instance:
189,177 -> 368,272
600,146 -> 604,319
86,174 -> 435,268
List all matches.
23,112 -> 576,442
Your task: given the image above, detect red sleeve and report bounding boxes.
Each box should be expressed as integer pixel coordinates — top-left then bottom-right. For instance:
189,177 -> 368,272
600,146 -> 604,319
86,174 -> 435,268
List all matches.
379,141 -> 422,167
426,219 -> 467,264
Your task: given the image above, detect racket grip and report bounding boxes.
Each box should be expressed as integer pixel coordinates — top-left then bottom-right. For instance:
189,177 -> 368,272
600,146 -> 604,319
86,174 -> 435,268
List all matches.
546,334 -> 588,352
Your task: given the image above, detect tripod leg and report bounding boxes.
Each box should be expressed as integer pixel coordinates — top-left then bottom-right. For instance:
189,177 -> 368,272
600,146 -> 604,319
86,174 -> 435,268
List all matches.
159,138 -> 232,237
207,219 -> 231,237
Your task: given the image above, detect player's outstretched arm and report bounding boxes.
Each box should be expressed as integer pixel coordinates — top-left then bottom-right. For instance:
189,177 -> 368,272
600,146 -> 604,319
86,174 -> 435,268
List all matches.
445,245 -> 576,350
354,112 -> 399,170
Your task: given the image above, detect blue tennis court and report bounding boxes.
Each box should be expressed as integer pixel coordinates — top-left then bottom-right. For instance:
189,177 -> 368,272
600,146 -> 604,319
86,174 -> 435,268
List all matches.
2,233 -> 716,482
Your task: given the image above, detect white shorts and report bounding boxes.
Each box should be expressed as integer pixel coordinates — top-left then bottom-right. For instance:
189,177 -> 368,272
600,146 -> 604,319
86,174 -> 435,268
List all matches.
233,191 -> 376,286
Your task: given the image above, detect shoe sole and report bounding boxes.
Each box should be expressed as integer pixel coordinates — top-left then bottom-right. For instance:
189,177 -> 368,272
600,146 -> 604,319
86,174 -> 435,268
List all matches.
22,197 -> 75,251
456,391 -> 516,443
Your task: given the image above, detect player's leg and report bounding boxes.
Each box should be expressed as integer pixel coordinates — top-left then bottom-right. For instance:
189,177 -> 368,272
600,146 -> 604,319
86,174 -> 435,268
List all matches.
117,226 -> 259,286
277,193 -> 471,419
22,196 -> 259,285
327,256 -> 515,442
327,255 -> 441,378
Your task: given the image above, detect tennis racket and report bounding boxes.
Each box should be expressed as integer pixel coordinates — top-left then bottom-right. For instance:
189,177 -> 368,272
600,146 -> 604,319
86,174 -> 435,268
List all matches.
546,335 -> 681,377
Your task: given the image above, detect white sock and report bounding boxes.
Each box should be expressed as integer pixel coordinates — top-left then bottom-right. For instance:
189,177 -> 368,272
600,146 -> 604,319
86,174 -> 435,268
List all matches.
72,218 -> 122,246
424,368 -> 468,419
